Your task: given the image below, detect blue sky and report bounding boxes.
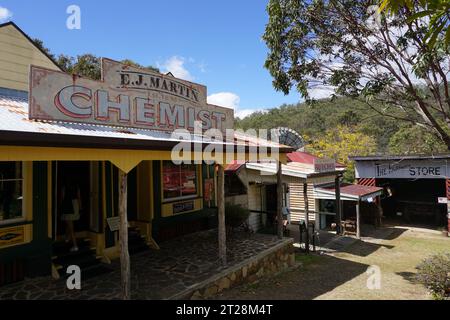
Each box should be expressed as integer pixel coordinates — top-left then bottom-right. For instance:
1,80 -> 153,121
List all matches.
0,0 -> 302,118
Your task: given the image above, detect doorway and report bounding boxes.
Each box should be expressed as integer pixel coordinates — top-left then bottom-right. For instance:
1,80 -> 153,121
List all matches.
52,161 -> 91,239
265,184 -> 278,226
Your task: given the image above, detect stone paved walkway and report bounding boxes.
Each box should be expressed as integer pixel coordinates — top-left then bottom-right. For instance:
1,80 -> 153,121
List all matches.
0,230 -> 286,300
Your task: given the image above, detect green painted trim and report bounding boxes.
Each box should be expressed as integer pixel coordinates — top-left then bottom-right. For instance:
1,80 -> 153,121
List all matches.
127,167 -> 137,221
30,161 -> 52,277
104,162 -> 115,248
152,161 -> 162,219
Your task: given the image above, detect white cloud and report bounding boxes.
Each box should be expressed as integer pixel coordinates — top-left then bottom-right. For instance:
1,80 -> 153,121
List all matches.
308,86 -> 335,100
207,92 -> 240,110
207,92 -> 268,119
0,7 -> 12,22
160,56 -> 193,81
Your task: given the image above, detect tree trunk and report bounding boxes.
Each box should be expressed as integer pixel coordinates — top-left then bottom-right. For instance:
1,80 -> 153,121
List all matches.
118,170 -> 130,300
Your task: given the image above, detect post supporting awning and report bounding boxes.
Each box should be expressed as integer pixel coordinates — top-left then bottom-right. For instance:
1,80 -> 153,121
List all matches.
217,164 -> 226,266
303,182 -> 310,253
277,161 -> 283,239
118,168 -> 130,299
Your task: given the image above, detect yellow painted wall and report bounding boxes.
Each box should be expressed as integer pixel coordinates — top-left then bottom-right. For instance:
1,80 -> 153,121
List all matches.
0,23 -> 61,91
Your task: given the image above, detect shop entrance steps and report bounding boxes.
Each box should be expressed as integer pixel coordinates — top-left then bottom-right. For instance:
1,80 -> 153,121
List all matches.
128,226 -> 150,255
52,238 -> 113,280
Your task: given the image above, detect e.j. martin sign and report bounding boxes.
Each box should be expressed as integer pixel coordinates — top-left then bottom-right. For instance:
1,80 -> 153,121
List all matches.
29,58 -> 233,132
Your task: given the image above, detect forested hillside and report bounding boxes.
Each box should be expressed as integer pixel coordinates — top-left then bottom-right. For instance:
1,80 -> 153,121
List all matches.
235,97 -> 447,155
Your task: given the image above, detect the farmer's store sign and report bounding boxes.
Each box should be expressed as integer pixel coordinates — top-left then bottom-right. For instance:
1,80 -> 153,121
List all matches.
356,160 -> 448,179
29,58 -> 233,132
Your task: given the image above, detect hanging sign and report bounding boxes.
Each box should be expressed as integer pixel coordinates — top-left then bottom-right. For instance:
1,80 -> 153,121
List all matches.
314,158 -> 336,173
29,59 -> 234,133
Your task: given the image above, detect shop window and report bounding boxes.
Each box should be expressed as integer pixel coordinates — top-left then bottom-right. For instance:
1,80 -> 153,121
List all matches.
162,161 -> 198,200
225,173 -> 246,196
0,162 -> 23,223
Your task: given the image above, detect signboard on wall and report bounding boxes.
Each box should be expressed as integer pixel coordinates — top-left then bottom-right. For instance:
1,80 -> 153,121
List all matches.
314,158 -> 336,173
29,59 -> 234,133
204,178 -> 214,202
173,201 -> 195,214
0,226 -> 24,248
106,216 -> 120,232
355,160 -> 448,179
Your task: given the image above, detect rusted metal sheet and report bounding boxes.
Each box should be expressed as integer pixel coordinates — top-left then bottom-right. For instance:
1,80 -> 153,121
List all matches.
29,59 -> 234,133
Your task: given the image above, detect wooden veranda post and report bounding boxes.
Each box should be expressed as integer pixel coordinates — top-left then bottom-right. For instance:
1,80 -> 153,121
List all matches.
217,164 -> 227,266
118,169 -> 130,300
335,175 -> 341,234
356,200 -> 361,239
303,183 -> 310,253
277,161 -> 283,239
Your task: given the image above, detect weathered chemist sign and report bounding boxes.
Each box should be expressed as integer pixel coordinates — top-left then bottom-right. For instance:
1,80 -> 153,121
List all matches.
29,58 -> 234,132
355,160 -> 448,179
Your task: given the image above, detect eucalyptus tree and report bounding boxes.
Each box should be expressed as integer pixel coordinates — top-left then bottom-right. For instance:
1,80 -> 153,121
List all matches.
263,0 -> 450,149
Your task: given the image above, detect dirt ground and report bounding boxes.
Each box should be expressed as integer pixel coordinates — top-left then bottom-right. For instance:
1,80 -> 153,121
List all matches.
215,226 -> 450,300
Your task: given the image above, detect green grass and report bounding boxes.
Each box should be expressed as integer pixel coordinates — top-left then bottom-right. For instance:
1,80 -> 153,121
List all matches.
295,253 -> 323,267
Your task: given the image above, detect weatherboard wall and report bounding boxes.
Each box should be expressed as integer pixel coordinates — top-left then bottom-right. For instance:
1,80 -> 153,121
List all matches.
0,23 -> 61,92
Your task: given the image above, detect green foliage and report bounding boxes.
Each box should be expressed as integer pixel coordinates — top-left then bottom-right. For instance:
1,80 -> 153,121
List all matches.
380,0 -> 450,49
225,203 -> 250,229
388,125 -> 448,154
306,125 -> 378,182
32,38 -> 54,59
263,0 -> 450,149
32,38 -> 159,80
235,96 -> 400,153
416,252 -> 450,300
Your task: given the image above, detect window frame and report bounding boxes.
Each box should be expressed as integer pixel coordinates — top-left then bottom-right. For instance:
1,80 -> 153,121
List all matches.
0,161 -> 26,226
161,161 -> 199,203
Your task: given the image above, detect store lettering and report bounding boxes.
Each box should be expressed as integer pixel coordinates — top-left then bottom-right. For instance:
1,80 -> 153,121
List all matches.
409,166 -> 441,176
54,85 -> 226,130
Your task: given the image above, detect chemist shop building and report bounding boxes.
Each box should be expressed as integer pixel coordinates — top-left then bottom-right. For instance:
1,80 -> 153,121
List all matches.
0,22 -> 288,285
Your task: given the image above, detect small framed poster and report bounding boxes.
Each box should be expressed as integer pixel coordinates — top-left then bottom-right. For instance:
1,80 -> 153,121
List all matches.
106,216 -> 120,232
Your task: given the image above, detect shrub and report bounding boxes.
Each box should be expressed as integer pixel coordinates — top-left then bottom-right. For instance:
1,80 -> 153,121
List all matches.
225,203 -> 250,229
416,253 -> 450,300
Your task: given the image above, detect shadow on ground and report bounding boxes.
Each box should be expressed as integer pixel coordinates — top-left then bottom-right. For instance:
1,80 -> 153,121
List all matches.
215,253 -> 369,300
337,240 -> 395,257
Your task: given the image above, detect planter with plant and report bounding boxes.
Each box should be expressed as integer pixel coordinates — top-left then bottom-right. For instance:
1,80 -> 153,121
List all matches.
225,203 -> 250,234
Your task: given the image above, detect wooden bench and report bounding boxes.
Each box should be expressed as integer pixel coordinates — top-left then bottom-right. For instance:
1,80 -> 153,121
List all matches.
340,219 -> 357,235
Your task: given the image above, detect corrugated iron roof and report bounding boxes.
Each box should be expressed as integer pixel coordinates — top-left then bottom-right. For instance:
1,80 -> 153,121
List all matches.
316,183 -> 383,201
0,94 -> 292,151
287,151 -> 346,167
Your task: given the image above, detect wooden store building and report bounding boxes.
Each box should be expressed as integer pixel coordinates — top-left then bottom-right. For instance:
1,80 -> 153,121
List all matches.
0,22 -> 291,287
352,154 -> 450,236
